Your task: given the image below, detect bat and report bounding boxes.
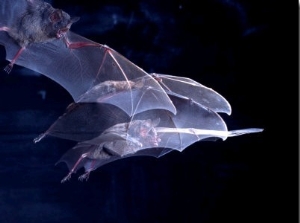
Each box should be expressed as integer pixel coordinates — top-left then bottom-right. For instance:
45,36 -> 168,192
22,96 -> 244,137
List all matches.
55,94 -> 262,182
0,0 -> 263,182
34,90 -> 262,182
0,0 -> 177,116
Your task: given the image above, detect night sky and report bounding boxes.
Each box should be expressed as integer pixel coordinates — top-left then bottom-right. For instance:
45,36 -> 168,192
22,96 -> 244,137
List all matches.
0,0 -> 297,222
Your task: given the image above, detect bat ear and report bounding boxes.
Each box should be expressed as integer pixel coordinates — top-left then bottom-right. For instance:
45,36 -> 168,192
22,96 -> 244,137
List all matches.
152,118 -> 160,127
70,17 -> 80,24
50,9 -> 63,23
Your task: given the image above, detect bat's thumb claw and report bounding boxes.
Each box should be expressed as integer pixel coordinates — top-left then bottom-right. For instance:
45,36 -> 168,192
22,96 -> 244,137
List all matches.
33,134 -> 46,143
61,174 -> 71,183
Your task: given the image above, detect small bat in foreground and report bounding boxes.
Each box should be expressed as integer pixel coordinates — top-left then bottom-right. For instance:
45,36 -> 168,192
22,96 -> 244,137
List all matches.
0,0 -> 263,182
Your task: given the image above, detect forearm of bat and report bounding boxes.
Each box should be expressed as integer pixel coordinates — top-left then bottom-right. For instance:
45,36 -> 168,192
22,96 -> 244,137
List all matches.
63,35 -> 101,49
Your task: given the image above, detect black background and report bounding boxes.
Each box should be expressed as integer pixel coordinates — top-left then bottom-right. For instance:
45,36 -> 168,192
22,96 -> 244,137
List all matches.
0,0 -> 297,222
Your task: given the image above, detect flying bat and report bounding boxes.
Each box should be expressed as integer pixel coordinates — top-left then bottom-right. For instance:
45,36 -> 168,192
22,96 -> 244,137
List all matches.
0,0 -> 176,116
55,94 -> 261,182
33,86 -> 262,182
0,0 -> 263,182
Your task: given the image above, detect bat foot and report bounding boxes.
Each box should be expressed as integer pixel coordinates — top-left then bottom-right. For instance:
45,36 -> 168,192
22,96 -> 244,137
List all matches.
78,172 -> 90,181
61,173 -> 72,183
3,64 -> 13,74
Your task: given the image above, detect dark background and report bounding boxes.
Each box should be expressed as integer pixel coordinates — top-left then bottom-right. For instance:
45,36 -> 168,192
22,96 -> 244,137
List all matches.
0,0 -> 297,222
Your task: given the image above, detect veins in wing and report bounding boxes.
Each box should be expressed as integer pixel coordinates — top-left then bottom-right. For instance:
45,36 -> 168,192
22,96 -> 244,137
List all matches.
99,46 -> 135,114
78,80 -> 137,103
64,36 -> 136,110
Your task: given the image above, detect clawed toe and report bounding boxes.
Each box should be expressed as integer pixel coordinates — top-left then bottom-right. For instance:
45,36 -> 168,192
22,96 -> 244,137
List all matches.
78,172 -> 90,181
4,64 -> 13,73
61,174 -> 72,183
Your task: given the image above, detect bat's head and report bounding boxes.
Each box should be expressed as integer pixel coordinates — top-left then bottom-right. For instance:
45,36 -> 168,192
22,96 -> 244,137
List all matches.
128,119 -> 161,147
48,9 -> 80,39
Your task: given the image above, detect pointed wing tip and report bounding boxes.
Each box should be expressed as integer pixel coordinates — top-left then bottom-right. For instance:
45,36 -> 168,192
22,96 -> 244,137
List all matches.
223,106 -> 232,115
55,159 -> 64,166
55,158 -> 74,171
228,128 -> 264,137
241,128 -> 264,133
218,97 -> 232,115
249,128 -> 264,133
212,105 -> 231,115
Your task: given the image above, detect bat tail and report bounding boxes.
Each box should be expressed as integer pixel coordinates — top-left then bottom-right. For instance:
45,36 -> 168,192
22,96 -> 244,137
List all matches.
227,128 -> 264,137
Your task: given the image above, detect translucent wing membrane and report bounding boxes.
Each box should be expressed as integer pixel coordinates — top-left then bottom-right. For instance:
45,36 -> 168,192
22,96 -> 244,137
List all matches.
0,0 -> 263,182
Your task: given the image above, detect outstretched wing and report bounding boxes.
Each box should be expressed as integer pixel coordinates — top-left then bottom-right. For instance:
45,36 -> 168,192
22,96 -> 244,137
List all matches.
34,102 -> 130,143
55,95 -> 228,181
150,73 -> 232,115
0,0 -> 176,116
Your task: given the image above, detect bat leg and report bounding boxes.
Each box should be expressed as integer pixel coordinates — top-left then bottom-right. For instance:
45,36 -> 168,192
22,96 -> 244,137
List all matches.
4,64 -> 13,73
60,152 -> 89,183
4,47 -> 26,74
78,159 -> 98,181
33,133 -> 46,143
78,171 -> 90,181
61,172 -> 72,183
0,27 -> 24,73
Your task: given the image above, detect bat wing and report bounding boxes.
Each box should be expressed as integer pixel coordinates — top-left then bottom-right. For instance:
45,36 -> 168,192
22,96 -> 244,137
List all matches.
34,102 -> 130,143
55,94 -> 227,181
56,133 -> 173,182
0,0 -> 263,183
150,73 -> 232,115
0,19 -> 176,116
136,95 -> 262,152
133,95 -> 229,152
0,0 -> 28,28
56,99 -> 262,182
37,70 -> 231,143
56,134 -> 130,175
103,94 -> 261,153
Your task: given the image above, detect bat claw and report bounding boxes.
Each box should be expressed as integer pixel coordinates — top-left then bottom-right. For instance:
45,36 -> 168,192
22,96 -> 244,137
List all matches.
78,172 -> 90,181
3,64 -> 13,74
61,174 -> 72,183
33,133 -> 45,143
